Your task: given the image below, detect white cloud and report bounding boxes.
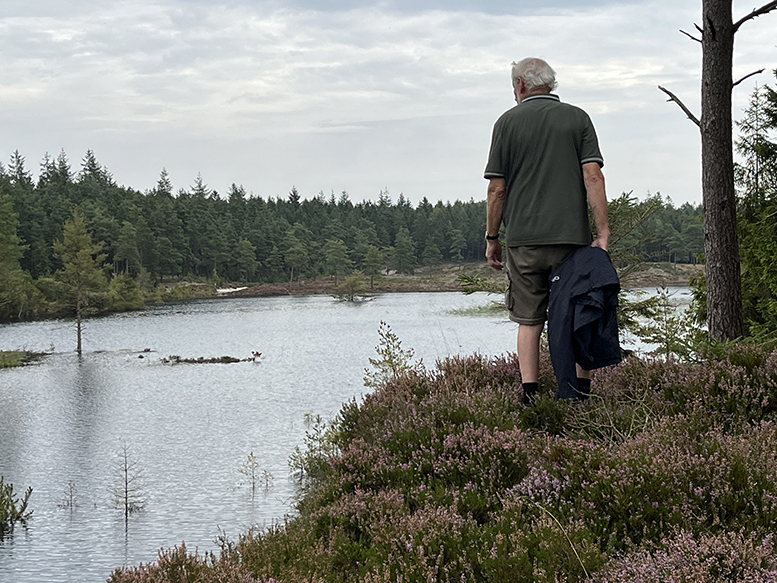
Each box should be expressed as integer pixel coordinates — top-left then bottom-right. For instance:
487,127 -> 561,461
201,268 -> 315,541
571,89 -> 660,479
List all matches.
0,0 -> 775,204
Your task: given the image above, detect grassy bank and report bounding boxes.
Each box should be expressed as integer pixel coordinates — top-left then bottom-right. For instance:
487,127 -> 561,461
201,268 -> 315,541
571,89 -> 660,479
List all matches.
110,340 -> 777,583
0,351 -> 37,368
223,261 -> 703,299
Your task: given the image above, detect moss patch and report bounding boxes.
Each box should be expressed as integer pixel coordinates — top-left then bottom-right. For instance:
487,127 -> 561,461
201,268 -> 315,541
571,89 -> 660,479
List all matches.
0,351 -> 30,369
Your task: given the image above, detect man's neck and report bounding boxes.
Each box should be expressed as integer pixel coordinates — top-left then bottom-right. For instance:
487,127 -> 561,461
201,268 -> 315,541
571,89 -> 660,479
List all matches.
519,88 -> 551,103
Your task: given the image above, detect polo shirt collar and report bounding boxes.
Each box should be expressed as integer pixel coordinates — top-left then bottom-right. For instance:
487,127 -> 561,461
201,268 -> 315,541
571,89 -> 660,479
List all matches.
521,93 -> 560,104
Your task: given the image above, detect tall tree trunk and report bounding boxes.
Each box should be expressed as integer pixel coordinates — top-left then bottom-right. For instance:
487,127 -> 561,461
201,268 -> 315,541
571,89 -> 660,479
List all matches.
701,0 -> 743,340
76,296 -> 83,356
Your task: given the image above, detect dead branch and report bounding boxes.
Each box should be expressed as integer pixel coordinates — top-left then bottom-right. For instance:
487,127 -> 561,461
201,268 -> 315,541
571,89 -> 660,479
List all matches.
694,23 -> 704,35
680,28 -> 702,42
658,85 -> 701,128
733,0 -> 777,32
733,68 -> 765,87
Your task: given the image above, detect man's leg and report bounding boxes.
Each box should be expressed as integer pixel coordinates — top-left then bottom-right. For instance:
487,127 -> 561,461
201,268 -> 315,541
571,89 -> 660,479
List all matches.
517,324 -> 543,382
518,323 -> 543,403
576,364 -> 591,399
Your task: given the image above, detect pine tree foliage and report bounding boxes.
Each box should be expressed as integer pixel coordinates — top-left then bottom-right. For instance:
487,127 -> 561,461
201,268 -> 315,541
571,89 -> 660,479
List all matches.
737,73 -> 777,339
0,147 -> 713,323
363,321 -> 423,388
736,84 -> 777,211
53,209 -> 109,354
0,188 -> 41,320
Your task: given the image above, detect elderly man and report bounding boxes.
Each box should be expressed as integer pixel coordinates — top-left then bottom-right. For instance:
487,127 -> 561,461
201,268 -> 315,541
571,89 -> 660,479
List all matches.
484,57 -> 610,403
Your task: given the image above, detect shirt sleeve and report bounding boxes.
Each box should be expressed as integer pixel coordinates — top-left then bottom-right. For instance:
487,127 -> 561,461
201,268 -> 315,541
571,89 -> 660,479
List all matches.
484,118 -> 507,179
579,113 -> 604,168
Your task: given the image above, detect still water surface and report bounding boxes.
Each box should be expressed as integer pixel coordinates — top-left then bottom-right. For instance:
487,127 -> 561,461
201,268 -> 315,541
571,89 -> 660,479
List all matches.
0,292 -> 519,583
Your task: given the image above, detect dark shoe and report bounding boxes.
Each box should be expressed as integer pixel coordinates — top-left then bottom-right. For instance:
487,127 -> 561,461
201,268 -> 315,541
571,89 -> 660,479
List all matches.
522,382 -> 538,406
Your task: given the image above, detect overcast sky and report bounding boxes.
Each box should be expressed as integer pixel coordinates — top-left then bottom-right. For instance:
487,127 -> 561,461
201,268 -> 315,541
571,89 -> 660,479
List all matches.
1,0 -> 775,206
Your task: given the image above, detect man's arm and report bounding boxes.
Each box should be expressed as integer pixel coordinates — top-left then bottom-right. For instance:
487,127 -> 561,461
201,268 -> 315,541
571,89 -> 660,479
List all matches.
486,177 -> 506,270
583,162 -> 609,251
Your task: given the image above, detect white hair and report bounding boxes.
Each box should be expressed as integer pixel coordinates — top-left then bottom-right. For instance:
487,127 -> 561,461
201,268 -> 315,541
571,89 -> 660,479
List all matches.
511,58 -> 558,92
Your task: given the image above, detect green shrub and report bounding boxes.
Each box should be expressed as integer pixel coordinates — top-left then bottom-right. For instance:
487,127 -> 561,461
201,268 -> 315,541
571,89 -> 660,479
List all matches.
112,343 -> 777,583
0,477 -> 32,538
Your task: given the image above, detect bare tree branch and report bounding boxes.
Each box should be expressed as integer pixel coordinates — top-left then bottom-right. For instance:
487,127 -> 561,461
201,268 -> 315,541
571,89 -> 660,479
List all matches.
658,85 -> 701,128
733,0 -> 777,32
694,23 -> 704,35
733,68 -> 765,87
680,28 -> 702,42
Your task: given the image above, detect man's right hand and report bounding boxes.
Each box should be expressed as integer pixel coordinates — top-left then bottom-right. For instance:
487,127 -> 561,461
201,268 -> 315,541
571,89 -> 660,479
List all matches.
591,233 -> 609,252
486,239 -> 503,270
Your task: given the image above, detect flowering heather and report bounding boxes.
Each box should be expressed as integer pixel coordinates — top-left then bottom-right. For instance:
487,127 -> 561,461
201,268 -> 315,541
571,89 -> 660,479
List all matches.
107,542 -> 258,582
591,530 -> 777,582
111,343 -> 777,583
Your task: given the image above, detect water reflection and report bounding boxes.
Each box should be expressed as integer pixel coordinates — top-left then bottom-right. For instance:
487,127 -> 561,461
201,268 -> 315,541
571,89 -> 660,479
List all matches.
0,292 -> 517,583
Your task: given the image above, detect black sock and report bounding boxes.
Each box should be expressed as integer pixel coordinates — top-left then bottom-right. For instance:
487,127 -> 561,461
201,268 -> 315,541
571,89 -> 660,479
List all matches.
576,377 -> 591,400
522,382 -> 538,405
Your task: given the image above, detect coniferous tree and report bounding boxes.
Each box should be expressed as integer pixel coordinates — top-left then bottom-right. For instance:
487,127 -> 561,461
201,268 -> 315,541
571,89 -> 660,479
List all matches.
392,227 -> 416,274
288,186 -> 301,209
0,189 -> 38,320
363,245 -> 384,290
659,0 -> 777,340
322,238 -> 353,285
108,273 -> 144,311
264,244 -> 285,282
736,84 -> 777,212
285,231 -> 309,292
53,209 -> 108,355
449,228 -> 467,263
111,441 -> 145,529
421,237 -> 443,271
114,221 -> 140,275
737,74 -> 777,336
233,238 -> 258,283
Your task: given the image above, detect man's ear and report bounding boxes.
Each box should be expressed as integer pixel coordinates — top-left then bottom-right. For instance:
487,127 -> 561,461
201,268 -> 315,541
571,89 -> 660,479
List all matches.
514,78 -> 524,103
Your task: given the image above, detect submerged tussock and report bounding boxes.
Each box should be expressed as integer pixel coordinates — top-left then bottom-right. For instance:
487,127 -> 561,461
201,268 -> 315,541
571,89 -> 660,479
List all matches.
110,345 -> 777,583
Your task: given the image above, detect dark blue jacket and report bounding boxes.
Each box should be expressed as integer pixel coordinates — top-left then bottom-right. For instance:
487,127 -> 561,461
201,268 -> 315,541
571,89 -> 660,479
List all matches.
547,246 -> 621,399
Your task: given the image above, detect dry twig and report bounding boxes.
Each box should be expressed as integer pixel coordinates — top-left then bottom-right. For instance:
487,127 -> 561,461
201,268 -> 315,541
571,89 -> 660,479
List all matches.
733,0 -> 777,32
658,86 -> 700,128
679,28 -> 702,42
733,69 -> 765,87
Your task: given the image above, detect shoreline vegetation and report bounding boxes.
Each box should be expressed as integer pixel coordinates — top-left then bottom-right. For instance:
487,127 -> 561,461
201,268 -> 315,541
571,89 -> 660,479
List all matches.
0,350 -> 45,369
109,338 -> 777,583
0,261 -> 701,368
218,261 -> 703,299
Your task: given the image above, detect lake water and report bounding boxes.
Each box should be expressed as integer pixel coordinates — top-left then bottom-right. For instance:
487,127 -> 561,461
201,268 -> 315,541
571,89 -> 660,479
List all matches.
0,286 -> 690,583
0,292 -> 523,583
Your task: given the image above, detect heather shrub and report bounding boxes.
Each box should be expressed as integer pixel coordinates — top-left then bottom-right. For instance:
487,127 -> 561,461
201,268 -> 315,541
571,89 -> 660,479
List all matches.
111,343 -> 777,583
575,419 -> 777,548
107,542 -> 258,582
591,530 -> 777,583
656,344 -> 777,428
582,343 -> 777,439
485,496 -> 607,582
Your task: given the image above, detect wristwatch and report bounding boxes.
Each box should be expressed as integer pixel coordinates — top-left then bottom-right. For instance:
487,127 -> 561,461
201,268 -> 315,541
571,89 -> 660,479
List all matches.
485,233 -> 500,240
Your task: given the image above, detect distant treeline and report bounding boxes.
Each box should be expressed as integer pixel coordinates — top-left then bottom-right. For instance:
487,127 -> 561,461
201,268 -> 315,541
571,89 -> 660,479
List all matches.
1,150 -> 704,278
0,148 -> 703,321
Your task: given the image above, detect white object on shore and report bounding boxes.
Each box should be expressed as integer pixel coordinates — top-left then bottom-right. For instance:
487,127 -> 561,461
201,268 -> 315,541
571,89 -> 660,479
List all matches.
216,287 -> 248,295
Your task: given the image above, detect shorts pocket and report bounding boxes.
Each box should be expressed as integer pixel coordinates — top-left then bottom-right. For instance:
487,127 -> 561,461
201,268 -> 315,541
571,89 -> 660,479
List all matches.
504,273 -> 515,311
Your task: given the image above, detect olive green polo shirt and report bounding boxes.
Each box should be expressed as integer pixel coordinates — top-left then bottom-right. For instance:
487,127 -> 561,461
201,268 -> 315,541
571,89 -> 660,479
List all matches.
484,93 -> 604,247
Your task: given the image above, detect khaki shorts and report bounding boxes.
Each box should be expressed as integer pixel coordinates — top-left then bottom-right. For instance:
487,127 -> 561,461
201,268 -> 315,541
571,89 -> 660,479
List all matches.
505,245 -> 582,325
